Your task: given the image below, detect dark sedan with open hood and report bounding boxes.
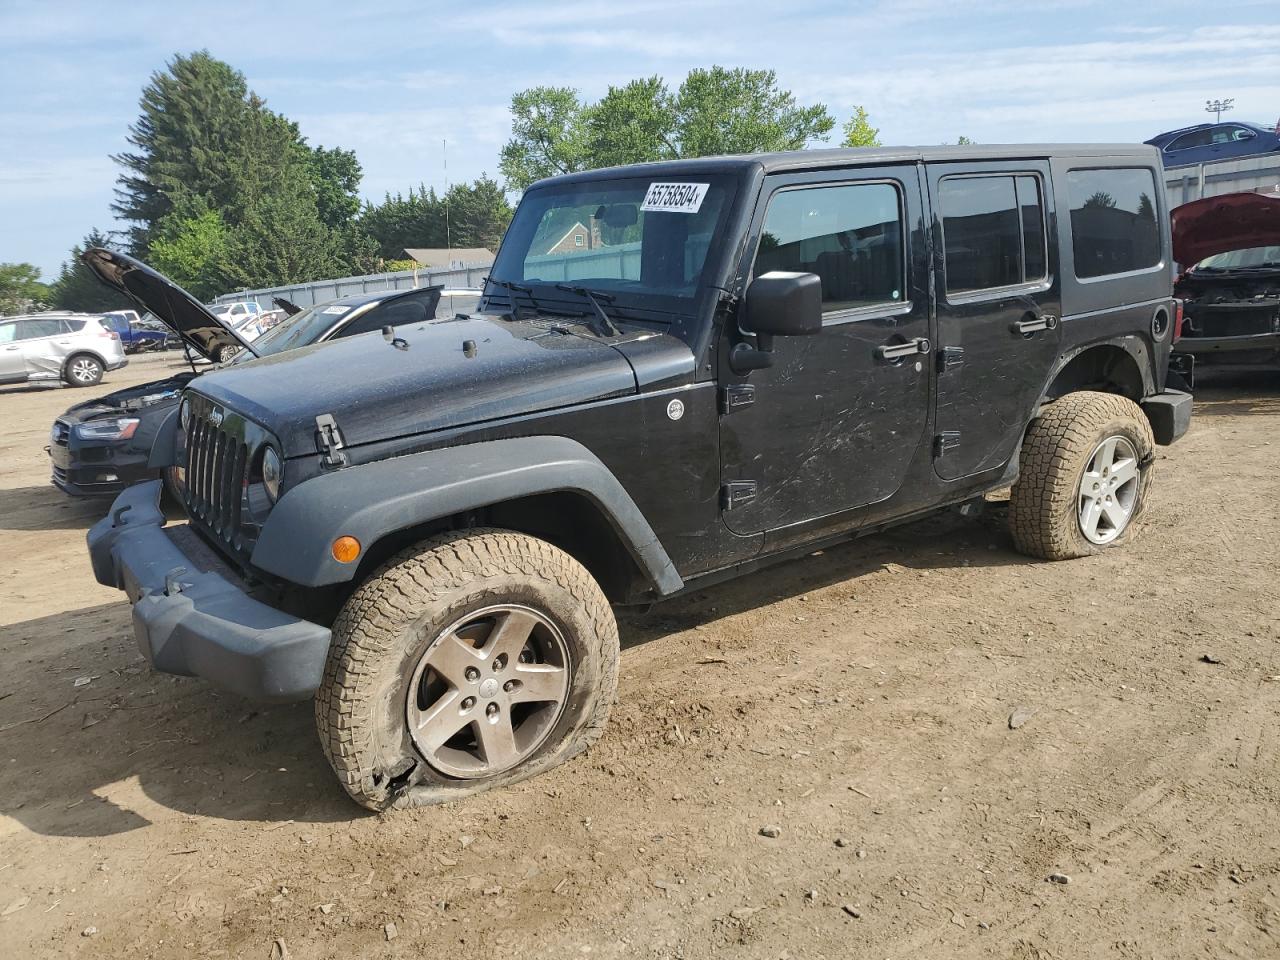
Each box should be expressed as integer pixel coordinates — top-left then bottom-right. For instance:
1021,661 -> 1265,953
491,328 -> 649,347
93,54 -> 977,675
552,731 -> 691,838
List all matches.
1170,193 -> 1280,385
50,248 -> 458,497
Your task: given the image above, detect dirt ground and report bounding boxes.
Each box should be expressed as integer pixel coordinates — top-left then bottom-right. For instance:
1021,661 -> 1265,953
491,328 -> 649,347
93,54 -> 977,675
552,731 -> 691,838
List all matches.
2,352 -> 1278,960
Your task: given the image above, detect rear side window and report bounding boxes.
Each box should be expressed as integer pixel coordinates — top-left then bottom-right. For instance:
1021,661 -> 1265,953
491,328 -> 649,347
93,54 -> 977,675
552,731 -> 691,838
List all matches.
18,318 -> 61,339
1166,129 -> 1212,151
754,181 -> 905,313
1066,168 -> 1161,279
940,174 -> 1047,294
60,319 -> 87,333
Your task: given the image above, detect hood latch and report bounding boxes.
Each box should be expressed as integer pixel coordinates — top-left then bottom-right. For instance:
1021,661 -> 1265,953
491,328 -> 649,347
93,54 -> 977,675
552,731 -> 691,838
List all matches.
315,413 -> 348,469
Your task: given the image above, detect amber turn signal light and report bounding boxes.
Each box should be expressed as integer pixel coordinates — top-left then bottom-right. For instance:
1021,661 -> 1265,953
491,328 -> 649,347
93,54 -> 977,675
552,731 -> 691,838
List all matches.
331,536 -> 361,563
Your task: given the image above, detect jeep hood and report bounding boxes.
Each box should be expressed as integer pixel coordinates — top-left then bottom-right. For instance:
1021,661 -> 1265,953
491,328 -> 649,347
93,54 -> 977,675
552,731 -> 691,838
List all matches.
80,248 -> 255,363
188,315 -> 678,457
1171,193 -> 1280,266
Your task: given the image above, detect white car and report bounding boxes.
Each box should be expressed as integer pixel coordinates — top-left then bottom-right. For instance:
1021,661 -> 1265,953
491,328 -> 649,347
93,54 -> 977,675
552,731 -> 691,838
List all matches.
0,313 -> 128,387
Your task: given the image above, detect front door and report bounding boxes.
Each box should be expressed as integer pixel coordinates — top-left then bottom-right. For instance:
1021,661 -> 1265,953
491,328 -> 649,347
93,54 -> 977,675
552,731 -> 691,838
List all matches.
0,322 -> 24,382
719,165 -> 932,536
927,161 -> 1062,481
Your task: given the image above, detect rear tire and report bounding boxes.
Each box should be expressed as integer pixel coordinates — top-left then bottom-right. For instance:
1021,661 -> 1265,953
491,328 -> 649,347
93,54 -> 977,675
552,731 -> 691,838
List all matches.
1009,391 -> 1155,560
315,529 -> 619,810
215,344 -> 240,363
64,353 -> 104,387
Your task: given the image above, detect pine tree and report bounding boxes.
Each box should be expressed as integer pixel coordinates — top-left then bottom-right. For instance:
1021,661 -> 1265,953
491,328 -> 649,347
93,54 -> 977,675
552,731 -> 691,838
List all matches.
49,230 -> 136,312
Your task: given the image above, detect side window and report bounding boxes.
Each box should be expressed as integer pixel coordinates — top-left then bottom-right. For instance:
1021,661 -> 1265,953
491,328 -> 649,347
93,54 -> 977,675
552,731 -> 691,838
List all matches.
342,297 -> 432,337
1167,130 -> 1212,151
0,323 -> 16,343
754,181 -> 905,313
18,318 -> 61,340
940,174 -> 1046,294
1066,168 -> 1161,279
59,319 -> 86,334
1227,125 -> 1255,142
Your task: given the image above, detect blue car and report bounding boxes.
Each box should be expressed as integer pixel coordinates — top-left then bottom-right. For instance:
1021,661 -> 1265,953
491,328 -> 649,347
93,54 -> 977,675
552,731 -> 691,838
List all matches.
1147,121 -> 1280,169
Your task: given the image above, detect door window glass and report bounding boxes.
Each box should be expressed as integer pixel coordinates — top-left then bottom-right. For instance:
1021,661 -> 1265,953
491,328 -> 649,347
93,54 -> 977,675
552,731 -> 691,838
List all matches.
0,323 -> 15,343
1167,129 -> 1213,151
18,318 -> 61,340
940,174 -> 1046,293
1066,168 -> 1161,279
754,182 -> 904,312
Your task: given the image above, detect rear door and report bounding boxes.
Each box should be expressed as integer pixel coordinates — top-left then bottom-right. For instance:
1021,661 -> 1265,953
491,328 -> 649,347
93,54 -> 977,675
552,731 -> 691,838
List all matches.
719,164 -> 933,534
0,321 -> 24,382
17,317 -> 67,378
927,161 -> 1061,481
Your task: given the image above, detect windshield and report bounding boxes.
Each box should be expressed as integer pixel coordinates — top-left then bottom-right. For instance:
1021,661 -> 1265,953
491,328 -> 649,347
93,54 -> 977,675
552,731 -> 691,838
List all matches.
490,175 -> 738,315
1194,245 -> 1280,271
244,300 -> 354,357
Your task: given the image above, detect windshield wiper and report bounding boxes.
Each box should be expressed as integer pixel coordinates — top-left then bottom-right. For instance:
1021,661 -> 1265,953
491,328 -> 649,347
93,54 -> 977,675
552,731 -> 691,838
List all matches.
484,277 -> 539,321
555,284 -> 621,337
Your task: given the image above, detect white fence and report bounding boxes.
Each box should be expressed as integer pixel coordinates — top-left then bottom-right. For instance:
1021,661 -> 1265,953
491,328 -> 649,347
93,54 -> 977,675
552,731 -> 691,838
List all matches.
1164,154 -> 1280,205
211,261 -> 493,309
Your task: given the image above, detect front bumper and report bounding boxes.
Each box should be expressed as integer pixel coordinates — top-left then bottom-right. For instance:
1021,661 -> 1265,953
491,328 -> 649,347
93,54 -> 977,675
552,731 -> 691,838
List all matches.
87,481 -> 331,702
1140,389 -> 1193,446
1173,332 -> 1280,356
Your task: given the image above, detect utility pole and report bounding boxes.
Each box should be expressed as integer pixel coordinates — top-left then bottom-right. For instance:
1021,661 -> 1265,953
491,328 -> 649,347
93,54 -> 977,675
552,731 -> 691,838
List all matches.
1204,98 -> 1234,123
443,138 -> 451,261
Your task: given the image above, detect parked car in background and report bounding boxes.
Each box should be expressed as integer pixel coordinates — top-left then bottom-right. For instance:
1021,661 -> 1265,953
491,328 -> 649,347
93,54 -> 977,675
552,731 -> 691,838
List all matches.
101,309 -> 179,353
212,300 -> 263,325
1169,192 -> 1280,386
0,313 -> 127,387
1146,121 -> 1280,169
50,246 -> 478,497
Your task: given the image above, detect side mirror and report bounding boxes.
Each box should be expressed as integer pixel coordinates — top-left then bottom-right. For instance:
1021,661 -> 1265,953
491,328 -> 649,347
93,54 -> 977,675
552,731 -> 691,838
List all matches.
744,271 -> 823,337
731,271 -> 823,374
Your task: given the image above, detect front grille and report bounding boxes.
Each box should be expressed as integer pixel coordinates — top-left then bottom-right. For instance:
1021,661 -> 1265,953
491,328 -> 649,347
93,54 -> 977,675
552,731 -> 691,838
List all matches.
1187,299 -> 1280,338
184,409 -> 249,552
51,420 -> 70,445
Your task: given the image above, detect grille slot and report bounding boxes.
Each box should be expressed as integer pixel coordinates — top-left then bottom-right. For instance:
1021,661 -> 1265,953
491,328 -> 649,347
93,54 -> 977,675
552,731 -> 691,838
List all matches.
184,409 -> 249,552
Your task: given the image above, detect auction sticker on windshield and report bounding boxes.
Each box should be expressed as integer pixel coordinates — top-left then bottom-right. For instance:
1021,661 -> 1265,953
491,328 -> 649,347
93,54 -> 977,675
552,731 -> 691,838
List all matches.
641,182 -> 709,214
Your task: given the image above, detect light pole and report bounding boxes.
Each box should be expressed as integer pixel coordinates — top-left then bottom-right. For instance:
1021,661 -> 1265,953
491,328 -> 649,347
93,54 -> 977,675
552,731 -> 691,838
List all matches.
1205,98 -> 1234,123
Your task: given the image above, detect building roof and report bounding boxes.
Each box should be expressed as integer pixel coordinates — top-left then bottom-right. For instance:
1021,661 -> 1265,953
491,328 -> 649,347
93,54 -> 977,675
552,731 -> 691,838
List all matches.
402,248 -> 495,267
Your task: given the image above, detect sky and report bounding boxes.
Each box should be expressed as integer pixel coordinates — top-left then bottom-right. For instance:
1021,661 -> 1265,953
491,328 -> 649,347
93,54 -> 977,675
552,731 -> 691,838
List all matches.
1,0 -> 1277,278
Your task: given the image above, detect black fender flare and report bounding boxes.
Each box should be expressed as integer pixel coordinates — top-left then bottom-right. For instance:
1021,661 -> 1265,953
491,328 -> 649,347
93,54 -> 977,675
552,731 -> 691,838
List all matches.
250,436 -> 684,595
1036,334 -> 1157,407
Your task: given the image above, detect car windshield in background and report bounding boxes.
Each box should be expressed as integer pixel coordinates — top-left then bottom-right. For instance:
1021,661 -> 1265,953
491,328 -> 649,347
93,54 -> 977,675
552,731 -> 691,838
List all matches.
246,301 -> 349,357
489,176 -> 737,314
1194,245 -> 1280,271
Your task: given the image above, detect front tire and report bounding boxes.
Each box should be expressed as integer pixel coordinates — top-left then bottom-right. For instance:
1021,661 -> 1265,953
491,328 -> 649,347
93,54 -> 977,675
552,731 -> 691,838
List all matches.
215,344 -> 240,363
64,353 -> 104,386
1009,391 -> 1155,560
315,529 -> 619,810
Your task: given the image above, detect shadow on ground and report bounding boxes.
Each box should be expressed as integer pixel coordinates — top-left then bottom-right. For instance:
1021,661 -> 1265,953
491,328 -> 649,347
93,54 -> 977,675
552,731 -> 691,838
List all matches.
0,484 -> 111,531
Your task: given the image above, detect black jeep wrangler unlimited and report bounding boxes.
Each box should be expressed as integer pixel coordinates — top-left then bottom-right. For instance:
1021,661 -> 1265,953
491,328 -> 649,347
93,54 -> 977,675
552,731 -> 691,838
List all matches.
88,145 -> 1191,809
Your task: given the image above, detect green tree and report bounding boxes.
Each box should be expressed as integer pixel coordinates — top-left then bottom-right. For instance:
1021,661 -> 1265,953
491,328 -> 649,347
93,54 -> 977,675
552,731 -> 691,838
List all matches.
0,263 -> 50,316
360,177 -> 513,260
112,50 -> 367,282
306,144 -> 363,230
500,67 -> 836,190
841,106 -> 881,147
955,135 -> 975,145
147,203 -> 232,300
49,230 -> 136,312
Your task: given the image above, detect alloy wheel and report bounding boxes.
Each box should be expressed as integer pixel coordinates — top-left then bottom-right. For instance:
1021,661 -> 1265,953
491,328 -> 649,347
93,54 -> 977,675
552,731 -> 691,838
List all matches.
72,358 -> 100,383
406,604 -> 570,779
1077,435 -> 1139,545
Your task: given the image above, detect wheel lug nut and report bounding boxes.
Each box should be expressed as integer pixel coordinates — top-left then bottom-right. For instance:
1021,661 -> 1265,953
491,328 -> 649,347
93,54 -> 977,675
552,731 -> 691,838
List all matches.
486,702 -> 499,718
493,654 -> 507,672
461,696 -> 476,710
503,680 -> 516,693
464,667 -> 480,682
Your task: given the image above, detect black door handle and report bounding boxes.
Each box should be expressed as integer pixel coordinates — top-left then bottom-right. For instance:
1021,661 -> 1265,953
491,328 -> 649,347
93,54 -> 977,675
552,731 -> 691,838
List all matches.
876,337 -> 931,361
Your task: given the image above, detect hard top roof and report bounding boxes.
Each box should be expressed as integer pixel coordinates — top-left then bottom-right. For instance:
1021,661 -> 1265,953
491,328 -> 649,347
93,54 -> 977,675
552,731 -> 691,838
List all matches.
532,143 -> 1161,188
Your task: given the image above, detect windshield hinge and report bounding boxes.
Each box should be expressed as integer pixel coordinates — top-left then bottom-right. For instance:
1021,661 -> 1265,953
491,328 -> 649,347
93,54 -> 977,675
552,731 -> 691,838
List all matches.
315,413 -> 348,469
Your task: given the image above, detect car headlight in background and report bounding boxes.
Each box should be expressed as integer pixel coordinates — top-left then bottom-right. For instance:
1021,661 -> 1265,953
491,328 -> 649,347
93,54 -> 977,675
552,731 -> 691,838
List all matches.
261,446 -> 282,502
75,417 -> 141,441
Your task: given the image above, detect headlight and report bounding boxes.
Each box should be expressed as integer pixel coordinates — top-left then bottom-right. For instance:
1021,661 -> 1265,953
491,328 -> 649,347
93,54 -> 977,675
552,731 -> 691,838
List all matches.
179,397 -> 191,431
261,446 -> 282,503
75,417 -> 140,441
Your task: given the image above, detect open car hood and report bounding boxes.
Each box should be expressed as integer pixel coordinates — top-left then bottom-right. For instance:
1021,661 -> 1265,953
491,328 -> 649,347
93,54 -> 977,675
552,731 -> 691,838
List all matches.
80,248 -> 256,363
1171,193 -> 1280,267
